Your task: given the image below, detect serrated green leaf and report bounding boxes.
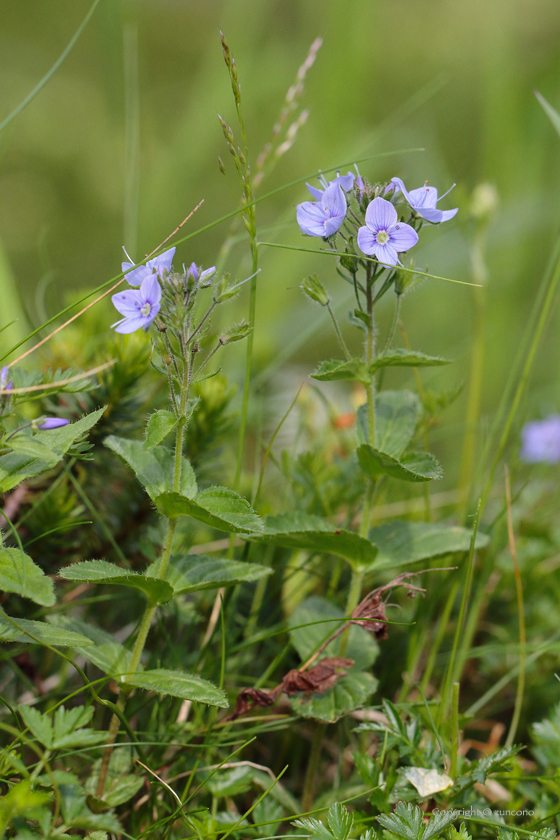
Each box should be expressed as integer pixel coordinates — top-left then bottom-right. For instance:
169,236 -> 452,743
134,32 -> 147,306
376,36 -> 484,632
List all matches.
243,512 -> 377,570
328,803 -> 354,840
144,410 -> 178,450
370,520 -> 490,570
125,668 -> 228,707
311,358 -> 371,384
290,671 -> 377,722
148,554 -> 272,594
104,435 -> 197,501
155,486 -> 263,534
377,801 -> 456,840
357,390 -> 420,457
357,444 -> 441,482
0,609 -> 93,646
58,560 -> 173,606
49,616 -> 134,678
19,705 -> 53,748
289,597 -> 378,671
0,407 -> 105,492
0,547 -> 55,606
370,349 -> 450,372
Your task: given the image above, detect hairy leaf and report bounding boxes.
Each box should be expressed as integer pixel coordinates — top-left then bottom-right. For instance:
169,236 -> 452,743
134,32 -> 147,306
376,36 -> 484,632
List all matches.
357,390 -> 420,457
0,547 -> 55,606
370,349 -> 450,372
370,520 -> 490,570
125,668 -> 228,707
104,434 -> 197,500
155,486 -> 263,533
290,670 -> 377,722
59,560 -> 174,605
144,409 -> 178,450
0,609 -> 93,646
50,616 -> 134,677
357,444 -> 442,482
311,358 -> 371,384
148,554 -> 271,594
0,407 -> 105,492
244,512 -> 377,570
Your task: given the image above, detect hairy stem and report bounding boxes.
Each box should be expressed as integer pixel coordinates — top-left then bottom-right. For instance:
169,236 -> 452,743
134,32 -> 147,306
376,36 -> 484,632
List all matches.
96,357 -> 189,798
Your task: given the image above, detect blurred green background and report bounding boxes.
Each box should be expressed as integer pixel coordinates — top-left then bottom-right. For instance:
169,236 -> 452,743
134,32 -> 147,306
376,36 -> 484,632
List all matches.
1,0 -> 560,488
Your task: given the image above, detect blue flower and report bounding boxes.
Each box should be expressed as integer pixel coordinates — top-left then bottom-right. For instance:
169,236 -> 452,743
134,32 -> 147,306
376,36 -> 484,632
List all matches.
297,182 -> 348,238
305,170 -> 355,200
111,274 -> 162,334
520,415 -> 560,464
1,366 -> 12,391
357,197 -> 418,266
122,247 -> 176,287
187,262 -> 217,284
37,418 -> 70,430
388,178 -> 458,224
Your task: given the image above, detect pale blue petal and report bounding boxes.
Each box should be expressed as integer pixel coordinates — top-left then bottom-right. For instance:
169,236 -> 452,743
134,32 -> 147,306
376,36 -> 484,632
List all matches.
357,226 -> 377,255
306,182 -> 324,200
297,202 -> 328,237
147,246 -> 176,276
321,183 -> 347,219
416,207 -> 444,223
114,315 -> 147,334
389,222 -> 419,252
112,289 -> 141,317
140,273 -> 162,306
408,185 -> 438,209
440,207 -> 459,222
334,172 -> 355,191
323,213 -> 346,237
373,243 -> 399,267
122,263 -> 150,287
200,266 -> 217,282
365,197 -> 397,232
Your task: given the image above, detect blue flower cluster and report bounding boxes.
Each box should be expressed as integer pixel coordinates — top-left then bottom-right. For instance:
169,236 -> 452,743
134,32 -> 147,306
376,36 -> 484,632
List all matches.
112,248 -> 216,334
296,170 -> 458,267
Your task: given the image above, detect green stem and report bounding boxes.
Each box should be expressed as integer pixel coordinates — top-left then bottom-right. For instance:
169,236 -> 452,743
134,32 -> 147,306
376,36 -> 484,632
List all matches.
234,237 -> 259,492
326,301 -> 351,361
419,579 -> 459,695
96,361 -> 189,798
450,682 -> 460,778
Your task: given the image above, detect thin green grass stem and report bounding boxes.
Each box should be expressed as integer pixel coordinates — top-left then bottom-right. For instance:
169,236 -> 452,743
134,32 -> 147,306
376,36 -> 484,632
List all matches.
419,578 -> 459,695
479,241 -> 560,515
450,682 -> 460,777
302,722 -> 326,812
438,500 -> 480,723
505,467 -> 526,747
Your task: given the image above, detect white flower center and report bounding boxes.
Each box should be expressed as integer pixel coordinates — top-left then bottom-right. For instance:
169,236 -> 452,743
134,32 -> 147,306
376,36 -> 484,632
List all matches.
141,302 -> 152,317
376,230 -> 390,245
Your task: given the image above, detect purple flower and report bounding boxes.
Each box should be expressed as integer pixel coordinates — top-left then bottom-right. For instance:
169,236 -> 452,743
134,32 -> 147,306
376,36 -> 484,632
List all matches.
388,178 -> 458,224
297,182 -> 347,238
121,247 -> 176,287
187,263 -> 217,284
37,418 -> 70,430
357,197 -> 418,266
305,171 -> 355,200
111,274 -> 162,334
520,415 -> 560,464
1,366 -> 12,391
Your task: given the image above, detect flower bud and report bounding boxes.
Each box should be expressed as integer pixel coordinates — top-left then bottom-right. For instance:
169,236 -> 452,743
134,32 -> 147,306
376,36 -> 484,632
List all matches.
218,156 -> 226,176
220,320 -> 252,345
395,259 -> 420,296
301,274 -> 329,306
